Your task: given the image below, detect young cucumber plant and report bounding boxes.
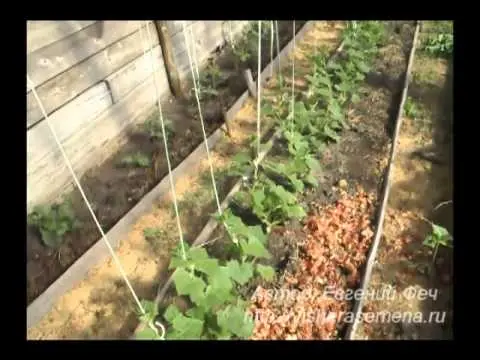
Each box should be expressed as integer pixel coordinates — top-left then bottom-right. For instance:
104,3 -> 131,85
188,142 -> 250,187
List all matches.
423,222 -> 453,267
28,199 -> 79,248
120,152 -> 151,168
164,211 -> 273,340
264,130 -> 321,192
237,177 -> 306,233
142,116 -> 174,142
194,62 -> 222,101
136,209 -> 275,340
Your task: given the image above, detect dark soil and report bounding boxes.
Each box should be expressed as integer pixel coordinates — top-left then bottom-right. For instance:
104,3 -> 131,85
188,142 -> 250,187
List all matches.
27,21 -> 306,305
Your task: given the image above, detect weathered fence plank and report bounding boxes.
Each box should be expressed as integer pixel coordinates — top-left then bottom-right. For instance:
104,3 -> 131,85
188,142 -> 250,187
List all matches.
28,82 -> 113,168
27,21 -> 96,54
27,22 -> 158,128
27,21 -> 148,88
106,44 -> 166,102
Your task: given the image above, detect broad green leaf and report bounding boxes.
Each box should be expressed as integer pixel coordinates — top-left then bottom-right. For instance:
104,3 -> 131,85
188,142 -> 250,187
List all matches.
226,260 -> 254,285
240,236 -> 271,259
305,156 -> 321,171
351,93 -> 361,103
356,61 -> 370,73
169,314 -> 204,339
304,173 -> 319,187
169,257 -> 190,270
163,304 -> 182,323
172,268 -> 206,306
189,247 -> 209,260
136,326 -> 161,340
217,305 -> 255,339
186,306 -> 206,320
315,74 -> 332,87
432,224 -> 450,239
224,211 -> 251,239
232,152 -> 251,165
256,264 -> 275,281
252,189 -> 266,209
271,185 -> 296,204
204,285 -> 235,308
323,126 -> 340,142
327,62 -> 343,71
314,88 -> 331,98
290,176 -> 305,192
287,204 -> 307,219
261,103 -> 274,116
208,266 -> 234,292
248,225 -> 267,244
210,328 -> 233,340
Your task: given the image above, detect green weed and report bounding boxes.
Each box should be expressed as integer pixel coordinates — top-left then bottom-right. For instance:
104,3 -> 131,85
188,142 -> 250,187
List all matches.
28,199 -> 78,248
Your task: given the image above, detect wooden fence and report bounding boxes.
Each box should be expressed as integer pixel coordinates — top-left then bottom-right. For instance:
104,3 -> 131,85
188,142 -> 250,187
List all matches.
26,20 -> 249,212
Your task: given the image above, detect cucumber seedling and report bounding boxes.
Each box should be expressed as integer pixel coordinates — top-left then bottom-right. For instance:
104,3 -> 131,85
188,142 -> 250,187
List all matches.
28,199 -> 79,248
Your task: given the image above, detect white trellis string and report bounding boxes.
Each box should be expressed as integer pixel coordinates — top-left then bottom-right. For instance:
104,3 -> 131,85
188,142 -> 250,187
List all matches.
138,22 -> 187,263
229,21 -> 235,50
270,21 -> 274,77
181,21 -> 222,215
26,73 -> 165,340
291,20 -> 296,131
275,21 -> 280,71
189,24 -> 201,90
254,21 -> 262,179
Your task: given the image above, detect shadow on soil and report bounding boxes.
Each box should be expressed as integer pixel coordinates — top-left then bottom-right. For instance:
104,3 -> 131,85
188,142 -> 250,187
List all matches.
371,55 -> 453,340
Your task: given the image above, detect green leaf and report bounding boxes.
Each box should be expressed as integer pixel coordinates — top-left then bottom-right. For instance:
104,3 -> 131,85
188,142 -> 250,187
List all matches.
194,258 -> 220,277
271,185 -> 296,204
217,305 -> 254,339
351,93 -> 361,103
136,326 -> 161,340
248,225 -> 267,244
226,260 -> 254,285
204,285 -> 235,308
169,314 -> 204,339
356,61 -> 370,73
240,236 -> 271,259
304,173 -> 319,187
172,268 -> 206,306
186,307 -> 206,320
208,266 -> 234,292
256,264 -> 275,281
163,304 -> 181,323
169,257 -> 190,270
286,204 -> 307,219
261,103 -> 274,116
314,88 -> 331,98
189,247 -> 210,260
423,234 -> 436,249
315,74 -> 332,87
232,152 -> 251,165
290,176 -> 305,192
252,189 -> 266,209
323,126 -> 340,142
432,224 -> 450,239
40,230 -> 61,248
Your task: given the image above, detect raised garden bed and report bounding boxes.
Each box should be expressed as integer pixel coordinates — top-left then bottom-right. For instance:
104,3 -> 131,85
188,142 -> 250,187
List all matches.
350,21 -> 453,340
132,21 -> 423,340
26,21 -> 305,307
27,21 -> 322,339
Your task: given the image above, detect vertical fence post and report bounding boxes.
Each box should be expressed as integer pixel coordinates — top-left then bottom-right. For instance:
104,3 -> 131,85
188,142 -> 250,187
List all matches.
154,21 -> 184,99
